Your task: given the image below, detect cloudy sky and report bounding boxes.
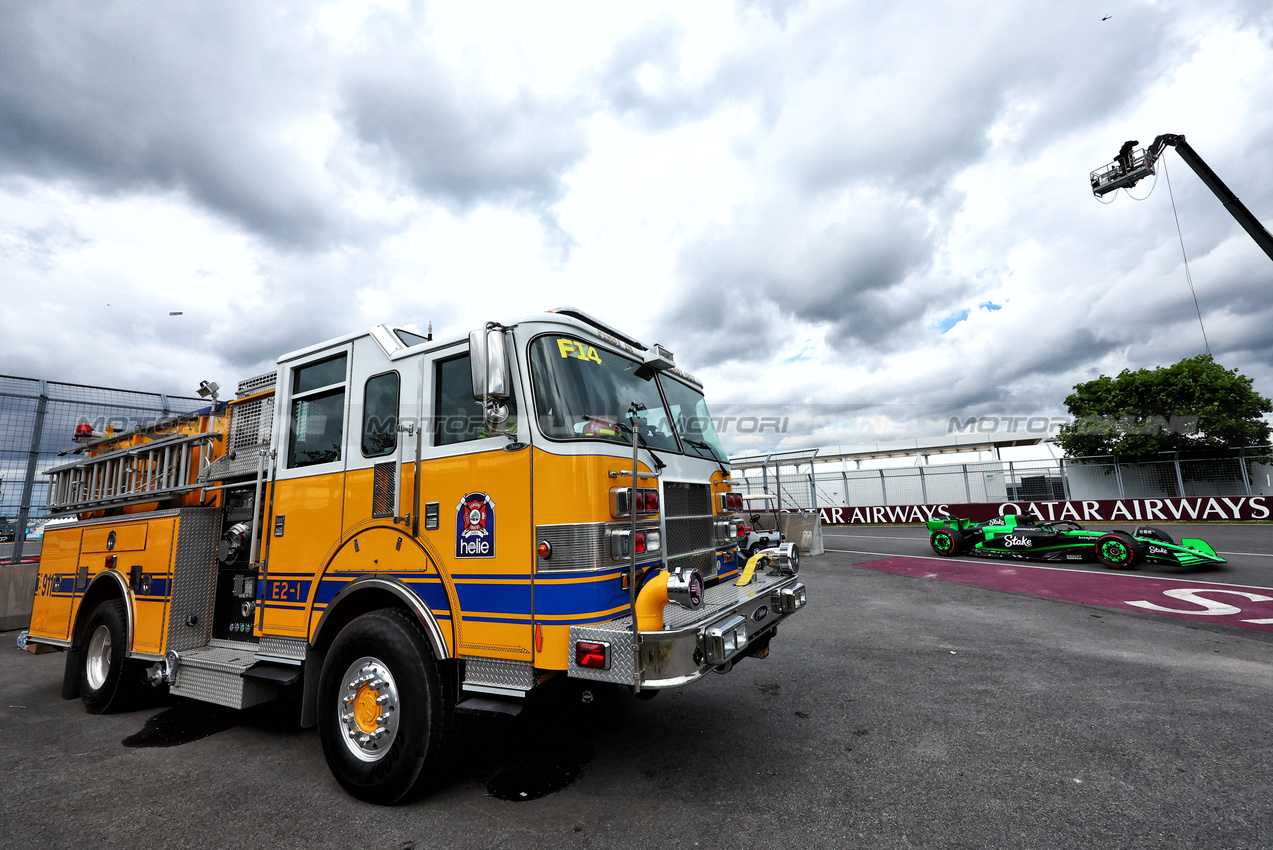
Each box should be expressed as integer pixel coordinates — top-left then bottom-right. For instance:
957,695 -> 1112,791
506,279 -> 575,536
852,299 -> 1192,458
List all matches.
2,0 -> 1271,454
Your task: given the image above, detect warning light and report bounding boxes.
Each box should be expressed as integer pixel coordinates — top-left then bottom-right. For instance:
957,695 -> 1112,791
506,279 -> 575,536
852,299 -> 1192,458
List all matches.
537,541 -> 552,559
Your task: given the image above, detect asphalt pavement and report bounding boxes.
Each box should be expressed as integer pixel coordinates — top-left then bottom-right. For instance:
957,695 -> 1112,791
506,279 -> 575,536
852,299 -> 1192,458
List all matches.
3,534 -> 1272,849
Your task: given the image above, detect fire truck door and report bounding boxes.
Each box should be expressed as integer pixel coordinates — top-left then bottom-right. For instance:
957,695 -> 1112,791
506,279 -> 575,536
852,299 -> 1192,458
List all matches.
419,346 -> 534,659
262,346 -> 353,637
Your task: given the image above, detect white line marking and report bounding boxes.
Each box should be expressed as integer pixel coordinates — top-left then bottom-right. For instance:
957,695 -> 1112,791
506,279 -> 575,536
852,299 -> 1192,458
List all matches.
1220,551 -> 1273,558
823,549 -> 1273,591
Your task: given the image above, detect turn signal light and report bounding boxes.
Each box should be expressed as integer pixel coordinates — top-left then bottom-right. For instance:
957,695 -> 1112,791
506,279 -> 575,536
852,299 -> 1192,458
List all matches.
576,641 -> 610,669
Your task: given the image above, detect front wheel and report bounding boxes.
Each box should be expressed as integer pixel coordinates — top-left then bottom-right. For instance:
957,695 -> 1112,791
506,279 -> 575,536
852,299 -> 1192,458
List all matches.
79,599 -> 142,713
930,528 -> 965,557
1095,532 -> 1143,570
317,609 -> 453,804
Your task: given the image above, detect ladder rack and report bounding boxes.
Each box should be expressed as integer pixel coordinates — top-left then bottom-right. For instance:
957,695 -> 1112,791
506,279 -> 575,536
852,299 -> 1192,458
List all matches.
45,431 -> 221,514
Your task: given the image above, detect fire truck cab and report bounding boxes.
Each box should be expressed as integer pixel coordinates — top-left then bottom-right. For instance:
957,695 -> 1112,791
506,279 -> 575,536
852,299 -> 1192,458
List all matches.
26,308 -> 807,803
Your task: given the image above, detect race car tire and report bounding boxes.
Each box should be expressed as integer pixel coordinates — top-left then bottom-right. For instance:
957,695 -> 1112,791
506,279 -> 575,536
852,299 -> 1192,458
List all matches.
1095,532 -> 1143,570
930,528 -> 965,557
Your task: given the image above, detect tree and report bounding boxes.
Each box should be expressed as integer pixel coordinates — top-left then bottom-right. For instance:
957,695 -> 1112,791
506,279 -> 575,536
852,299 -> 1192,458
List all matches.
1055,355 -> 1272,458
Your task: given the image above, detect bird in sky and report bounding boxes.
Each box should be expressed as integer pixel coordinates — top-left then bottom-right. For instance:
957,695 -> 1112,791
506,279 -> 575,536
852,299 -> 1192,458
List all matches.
1102,15 -> 1112,21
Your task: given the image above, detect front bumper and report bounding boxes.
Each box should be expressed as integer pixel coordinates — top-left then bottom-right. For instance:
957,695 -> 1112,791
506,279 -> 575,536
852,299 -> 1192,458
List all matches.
567,569 -> 806,689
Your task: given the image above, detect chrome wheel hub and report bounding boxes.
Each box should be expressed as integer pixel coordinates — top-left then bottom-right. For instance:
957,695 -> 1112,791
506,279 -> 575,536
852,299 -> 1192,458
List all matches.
337,656 -> 400,762
86,624 -> 112,691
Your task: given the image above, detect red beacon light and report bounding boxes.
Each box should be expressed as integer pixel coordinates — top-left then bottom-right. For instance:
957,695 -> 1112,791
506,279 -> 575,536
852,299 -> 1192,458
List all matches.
73,424 -> 95,444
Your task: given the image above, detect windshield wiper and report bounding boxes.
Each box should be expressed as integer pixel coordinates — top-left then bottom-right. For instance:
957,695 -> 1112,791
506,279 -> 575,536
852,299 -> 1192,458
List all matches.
579,414 -> 667,471
681,436 -> 728,474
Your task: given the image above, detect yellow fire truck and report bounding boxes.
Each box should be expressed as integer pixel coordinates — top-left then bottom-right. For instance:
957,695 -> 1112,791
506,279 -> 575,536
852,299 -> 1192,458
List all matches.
26,308 -> 807,803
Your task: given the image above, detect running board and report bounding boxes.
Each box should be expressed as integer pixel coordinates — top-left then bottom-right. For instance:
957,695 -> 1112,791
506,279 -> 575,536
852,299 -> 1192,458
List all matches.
169,637 -> 308,709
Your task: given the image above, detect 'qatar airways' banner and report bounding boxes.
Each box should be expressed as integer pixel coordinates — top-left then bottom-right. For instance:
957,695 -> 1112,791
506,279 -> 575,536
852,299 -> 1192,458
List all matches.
817,496 -> 1272,526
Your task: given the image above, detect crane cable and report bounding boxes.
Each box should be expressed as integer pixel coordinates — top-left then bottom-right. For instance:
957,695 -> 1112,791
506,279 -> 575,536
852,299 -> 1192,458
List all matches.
1161,152 -> 1211,356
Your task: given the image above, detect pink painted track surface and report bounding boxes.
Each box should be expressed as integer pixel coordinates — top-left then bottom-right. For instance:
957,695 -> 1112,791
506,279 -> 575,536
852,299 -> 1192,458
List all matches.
857,556 -> 1273,632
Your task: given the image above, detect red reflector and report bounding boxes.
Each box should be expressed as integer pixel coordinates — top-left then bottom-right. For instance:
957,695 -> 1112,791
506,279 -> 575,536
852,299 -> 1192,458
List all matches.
634,532 -> 647,554
536,541 -> 552,559
104,554 -> 116,569
576,641 -> 608,669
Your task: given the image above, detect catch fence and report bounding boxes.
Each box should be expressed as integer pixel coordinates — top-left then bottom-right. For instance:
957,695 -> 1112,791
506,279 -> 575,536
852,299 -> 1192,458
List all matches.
1,375 -> 204,562
730,449 -> 1273,512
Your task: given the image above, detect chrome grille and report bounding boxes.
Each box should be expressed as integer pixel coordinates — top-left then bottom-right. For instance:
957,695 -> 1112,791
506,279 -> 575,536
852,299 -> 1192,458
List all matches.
668,551 -> 717,579
664,482 -> 712,517
666,516 -> 712,556
535,521 -> 658,572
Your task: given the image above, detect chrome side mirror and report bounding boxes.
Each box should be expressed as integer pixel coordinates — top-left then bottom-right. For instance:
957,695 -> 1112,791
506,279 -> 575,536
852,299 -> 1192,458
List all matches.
468,327 -> 509,401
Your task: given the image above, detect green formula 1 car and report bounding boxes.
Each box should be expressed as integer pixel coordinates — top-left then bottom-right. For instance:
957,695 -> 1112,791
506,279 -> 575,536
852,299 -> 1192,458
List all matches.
924,511 -> 1226,570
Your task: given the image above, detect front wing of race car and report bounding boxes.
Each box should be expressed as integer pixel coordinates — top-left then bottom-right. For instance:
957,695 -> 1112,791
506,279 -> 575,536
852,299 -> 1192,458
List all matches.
1140,537 -> 1226,567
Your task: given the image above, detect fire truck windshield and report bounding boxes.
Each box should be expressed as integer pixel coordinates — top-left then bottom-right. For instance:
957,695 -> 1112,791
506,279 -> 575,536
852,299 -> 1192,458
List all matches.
529,335 -> 679,452
659,375 -> 729,464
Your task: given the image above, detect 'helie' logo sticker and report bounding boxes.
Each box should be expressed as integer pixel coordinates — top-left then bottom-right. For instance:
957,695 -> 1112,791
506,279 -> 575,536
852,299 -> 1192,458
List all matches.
456,492 -> 496,558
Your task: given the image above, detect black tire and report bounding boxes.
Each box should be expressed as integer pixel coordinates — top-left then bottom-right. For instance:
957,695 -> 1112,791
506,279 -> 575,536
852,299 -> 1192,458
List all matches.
747,541 -> 765,557
79,599 -> 141,714
317,609 -> 453,804
930,528 -> 965,557
1095,531 -> 1143,570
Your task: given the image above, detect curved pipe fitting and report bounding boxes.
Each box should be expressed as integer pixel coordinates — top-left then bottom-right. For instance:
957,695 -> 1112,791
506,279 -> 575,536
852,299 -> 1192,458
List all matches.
635,570 -> 670,632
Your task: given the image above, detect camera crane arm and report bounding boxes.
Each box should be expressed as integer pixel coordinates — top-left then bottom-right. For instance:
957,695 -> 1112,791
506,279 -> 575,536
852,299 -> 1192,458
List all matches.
1090,133 -> 1273,264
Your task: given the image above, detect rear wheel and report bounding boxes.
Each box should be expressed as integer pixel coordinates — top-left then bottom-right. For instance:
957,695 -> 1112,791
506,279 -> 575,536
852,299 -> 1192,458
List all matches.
1095,532 -> 1143,569
79,599 -> 141,714
317,609 -> 453,804
930,528 -> 965,557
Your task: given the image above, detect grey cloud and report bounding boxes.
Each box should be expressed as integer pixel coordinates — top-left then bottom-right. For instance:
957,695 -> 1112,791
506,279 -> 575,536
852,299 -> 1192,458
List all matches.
341,14 -> 589,219
601,20 -> 717,130
0,3 -> 341,247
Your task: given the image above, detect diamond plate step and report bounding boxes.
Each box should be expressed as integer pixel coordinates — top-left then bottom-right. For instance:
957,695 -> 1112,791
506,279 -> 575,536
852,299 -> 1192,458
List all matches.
170,644 -> 278,709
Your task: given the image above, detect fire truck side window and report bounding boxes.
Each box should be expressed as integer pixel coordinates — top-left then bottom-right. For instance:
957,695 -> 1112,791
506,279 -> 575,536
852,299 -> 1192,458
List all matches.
287,353 -> 348,468
362,371 -> 399,457
434,354 -> 517,446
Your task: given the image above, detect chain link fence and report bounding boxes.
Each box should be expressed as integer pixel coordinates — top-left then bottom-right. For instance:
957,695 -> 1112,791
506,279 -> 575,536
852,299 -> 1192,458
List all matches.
1,375 -> 204,563
732,449 -> 1273,510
